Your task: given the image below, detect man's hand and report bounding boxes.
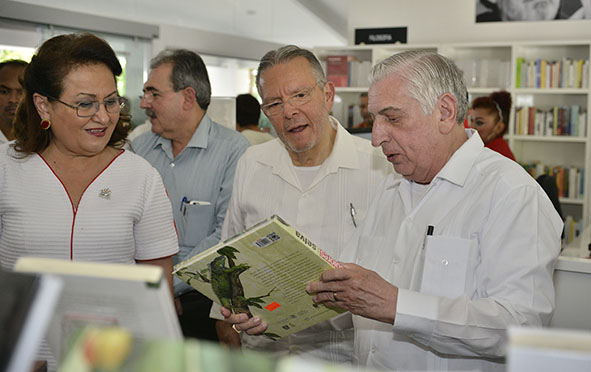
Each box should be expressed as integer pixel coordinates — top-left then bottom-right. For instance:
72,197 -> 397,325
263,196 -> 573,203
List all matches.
306,263 -> 398,324
216,320 -> 241,348
220,306 -> 268,336
174,297 -> 183,316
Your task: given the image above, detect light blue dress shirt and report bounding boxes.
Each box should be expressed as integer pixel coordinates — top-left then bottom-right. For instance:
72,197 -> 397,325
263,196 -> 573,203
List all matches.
132,114 -> 249,294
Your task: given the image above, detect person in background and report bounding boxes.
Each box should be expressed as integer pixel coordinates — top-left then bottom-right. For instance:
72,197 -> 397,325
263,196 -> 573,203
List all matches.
235,93 -> 274,145
477,0 -> 560,22
303,50 -> 562,371
469,90 -> 515,160
132,49 -> 249,341
0,59 -> 28,143
353,92 -> 373,129
570,0 -> 591,18
216,45 -> 391,363
1,32 -> 178,371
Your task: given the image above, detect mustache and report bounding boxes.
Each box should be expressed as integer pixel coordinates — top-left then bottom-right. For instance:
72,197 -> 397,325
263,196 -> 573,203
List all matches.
144,109 -> 156,118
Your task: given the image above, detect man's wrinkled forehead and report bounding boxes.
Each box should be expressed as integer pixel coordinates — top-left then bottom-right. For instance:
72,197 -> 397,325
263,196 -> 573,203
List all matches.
259,62 -> 314,101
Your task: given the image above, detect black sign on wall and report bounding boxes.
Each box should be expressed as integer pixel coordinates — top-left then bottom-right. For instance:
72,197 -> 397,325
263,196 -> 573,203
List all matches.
354,27 -> 407,45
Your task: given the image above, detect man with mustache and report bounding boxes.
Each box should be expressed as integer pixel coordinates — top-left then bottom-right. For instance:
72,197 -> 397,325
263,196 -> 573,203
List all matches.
132,49 -> 249,341
214,45 -> 391,363
0,59 -> 27,143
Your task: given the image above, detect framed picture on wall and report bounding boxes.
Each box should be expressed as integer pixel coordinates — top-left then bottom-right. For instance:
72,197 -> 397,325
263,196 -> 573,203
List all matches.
475,0 -> 591,22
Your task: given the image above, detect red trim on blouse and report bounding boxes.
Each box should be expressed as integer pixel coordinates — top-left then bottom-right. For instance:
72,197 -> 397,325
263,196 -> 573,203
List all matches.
37,149 -> 126,260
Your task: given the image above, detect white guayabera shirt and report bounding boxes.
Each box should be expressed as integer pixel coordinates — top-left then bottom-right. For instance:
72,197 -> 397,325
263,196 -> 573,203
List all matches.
343,130 -> 563,372
216,118 -> 392,364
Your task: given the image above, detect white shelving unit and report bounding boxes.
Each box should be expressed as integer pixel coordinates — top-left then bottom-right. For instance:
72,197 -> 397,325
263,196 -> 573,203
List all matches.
315,41 -> 591,229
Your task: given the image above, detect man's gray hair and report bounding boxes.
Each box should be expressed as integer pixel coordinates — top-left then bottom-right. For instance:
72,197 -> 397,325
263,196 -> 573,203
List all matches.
256,45 -> 326,96
151,49 -> 211,110
370,50 -> 468,125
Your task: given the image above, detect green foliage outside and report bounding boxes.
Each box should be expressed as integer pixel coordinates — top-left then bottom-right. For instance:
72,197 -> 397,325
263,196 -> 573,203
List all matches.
0,47 -> 35,64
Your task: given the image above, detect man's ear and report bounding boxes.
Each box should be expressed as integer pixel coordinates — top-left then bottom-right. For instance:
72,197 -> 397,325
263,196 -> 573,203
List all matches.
181,87 -> 198,110
437,93 -> 458,134
323,81 -> 335,111
33,93 -> 51,120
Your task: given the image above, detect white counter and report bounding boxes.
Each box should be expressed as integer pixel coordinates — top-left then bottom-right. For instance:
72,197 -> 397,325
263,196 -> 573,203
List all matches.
550,256 -> 591,330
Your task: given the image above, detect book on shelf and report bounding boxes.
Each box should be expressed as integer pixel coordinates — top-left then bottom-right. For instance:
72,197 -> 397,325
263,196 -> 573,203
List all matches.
325,55 -> 349,87
515,57 -> 589,89
324,55 -> 372,88
514,105 -> 587,137
14,257 -> 182,364
521,163 -> 584,200
0,269 -> 62,372
563,216 -> 584,246
173,215 -> 345,340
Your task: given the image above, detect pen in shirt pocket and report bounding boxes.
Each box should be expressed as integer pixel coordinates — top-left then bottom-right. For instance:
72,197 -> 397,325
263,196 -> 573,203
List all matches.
349,202 -> 357,228
181,196 -> 211,215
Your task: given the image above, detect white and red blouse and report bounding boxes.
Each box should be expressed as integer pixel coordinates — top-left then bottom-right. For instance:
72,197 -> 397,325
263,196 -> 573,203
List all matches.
0,144 -> 178,269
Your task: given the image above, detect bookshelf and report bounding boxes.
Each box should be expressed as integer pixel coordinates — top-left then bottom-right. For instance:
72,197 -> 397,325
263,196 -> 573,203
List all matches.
315,41 -> 591,237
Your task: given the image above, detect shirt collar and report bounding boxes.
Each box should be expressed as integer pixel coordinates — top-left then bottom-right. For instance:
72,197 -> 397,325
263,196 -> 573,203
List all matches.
385,128 -> 483,190
154,114 -> 212,152
434,128 -> 483,187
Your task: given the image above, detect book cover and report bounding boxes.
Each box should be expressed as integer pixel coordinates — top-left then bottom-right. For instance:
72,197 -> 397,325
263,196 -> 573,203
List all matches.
173,215 -> 344,340
325,55 -> 349,87
515,57 -> 524,88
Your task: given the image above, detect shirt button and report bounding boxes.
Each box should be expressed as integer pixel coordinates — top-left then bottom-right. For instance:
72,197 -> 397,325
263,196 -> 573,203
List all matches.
441,259 -> 449,266
371,346 -> 377,353
170,162 -> 175,168
393,258 -> 399,265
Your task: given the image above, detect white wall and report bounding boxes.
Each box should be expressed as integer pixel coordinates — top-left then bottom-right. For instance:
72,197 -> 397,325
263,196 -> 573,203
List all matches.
153,24 -> 283,61
348,0 -> 591,44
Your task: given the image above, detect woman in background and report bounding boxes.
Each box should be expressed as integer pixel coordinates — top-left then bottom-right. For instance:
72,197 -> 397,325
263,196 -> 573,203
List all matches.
469,90 -> 515,161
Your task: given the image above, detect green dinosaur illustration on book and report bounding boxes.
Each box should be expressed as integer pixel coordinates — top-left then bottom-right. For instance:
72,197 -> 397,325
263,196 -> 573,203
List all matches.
178,246 -> 280,340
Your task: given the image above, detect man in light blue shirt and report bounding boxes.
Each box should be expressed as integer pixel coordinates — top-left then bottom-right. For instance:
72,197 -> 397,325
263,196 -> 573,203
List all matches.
132,49 -> 249,341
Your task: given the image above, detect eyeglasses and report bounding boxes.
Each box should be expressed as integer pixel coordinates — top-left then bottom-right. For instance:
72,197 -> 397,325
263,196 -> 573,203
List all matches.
50,96 -> 125,118
139,90 -> 174,104
261,82 -> 322,117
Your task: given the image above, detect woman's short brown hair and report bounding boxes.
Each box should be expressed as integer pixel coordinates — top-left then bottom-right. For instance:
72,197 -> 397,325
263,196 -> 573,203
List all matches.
13,32 -> 130,155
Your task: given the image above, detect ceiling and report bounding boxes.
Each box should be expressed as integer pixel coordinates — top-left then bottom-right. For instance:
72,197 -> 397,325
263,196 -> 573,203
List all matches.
12,0 -> 350,47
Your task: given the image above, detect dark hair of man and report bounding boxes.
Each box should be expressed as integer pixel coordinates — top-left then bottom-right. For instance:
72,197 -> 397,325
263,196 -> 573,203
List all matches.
150,49 -> 211,111
236,94 -> 261,126
0,59 -> 28,73
472,90 -> 512,135
255,45 -> 326,97
13,32 -> 129,155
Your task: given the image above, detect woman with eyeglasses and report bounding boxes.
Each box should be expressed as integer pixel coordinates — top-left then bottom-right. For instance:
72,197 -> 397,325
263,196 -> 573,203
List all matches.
0,33 -> 178,282
468,90 -> 515,161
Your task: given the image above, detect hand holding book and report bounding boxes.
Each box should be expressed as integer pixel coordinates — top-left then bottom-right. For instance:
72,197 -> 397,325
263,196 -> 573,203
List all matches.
306,262 -> 399,325
173,215 -> 345,340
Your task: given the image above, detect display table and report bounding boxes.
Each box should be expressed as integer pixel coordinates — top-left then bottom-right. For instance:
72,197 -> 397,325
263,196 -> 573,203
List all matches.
551,256 -> 591,330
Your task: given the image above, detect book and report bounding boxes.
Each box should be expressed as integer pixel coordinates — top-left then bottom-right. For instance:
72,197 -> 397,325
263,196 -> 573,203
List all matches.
0,269 -> 62,372
173,215 -> 345,340
14,258 -> 182,363
325,55 -> 349,87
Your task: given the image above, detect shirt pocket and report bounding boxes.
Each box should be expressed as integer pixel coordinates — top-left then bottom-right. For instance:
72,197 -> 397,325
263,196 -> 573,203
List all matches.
182,203 -> 215,247
419,236 -> 476,299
